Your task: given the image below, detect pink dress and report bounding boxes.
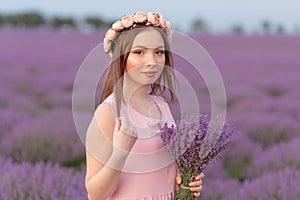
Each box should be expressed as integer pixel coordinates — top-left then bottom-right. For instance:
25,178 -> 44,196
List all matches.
102,94 -> 178,200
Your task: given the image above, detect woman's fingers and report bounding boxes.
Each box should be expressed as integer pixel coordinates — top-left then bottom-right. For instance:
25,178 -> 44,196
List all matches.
176,175 -> 182,185
189,172 -> 204,186
119,117 -> 137,137
189,185 -> 203,192
193,192 -> 201,197
189,180 -> 202,187
189,173 -> 204,197
177,173 -> 204,187
196,172 -> 205,180
175,173 -> 203,197
190,185 -> 203,198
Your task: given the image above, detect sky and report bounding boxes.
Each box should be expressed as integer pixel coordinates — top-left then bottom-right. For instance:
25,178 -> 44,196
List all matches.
1,0 -> 300,33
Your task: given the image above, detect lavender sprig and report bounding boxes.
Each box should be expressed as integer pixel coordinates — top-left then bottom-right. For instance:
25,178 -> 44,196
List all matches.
160,114 -> 234,199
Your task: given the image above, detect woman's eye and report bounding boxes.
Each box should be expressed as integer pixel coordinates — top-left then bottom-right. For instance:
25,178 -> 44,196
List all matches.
133,50 -> 143,55
156,50 -> 165,55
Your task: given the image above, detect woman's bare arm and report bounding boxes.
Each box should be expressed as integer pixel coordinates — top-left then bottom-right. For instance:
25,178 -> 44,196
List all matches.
85,103 -> 137,200
85,103 -> 122,200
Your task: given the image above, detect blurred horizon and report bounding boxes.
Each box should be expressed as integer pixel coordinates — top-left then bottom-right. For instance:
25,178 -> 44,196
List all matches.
1,0 -> 300,34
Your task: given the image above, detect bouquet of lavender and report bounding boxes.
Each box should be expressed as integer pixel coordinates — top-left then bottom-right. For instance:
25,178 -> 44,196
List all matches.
160,114 -> 234,199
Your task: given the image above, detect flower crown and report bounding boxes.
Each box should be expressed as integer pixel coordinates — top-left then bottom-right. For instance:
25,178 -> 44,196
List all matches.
103,11 -> 172,55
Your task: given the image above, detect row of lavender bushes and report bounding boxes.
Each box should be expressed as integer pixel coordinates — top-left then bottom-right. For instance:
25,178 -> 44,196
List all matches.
0,29 -> 90,199
1,28 -> 300,199
0,157 -> 86,200
193,35 -> 300,199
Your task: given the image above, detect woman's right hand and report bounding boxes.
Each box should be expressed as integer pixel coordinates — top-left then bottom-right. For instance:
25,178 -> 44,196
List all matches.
111,117 -> 138,158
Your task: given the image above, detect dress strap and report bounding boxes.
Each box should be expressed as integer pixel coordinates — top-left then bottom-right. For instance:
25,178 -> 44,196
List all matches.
102,94 -> 118,119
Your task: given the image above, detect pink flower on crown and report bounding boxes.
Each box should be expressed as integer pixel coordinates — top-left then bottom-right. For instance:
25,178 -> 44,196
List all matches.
121,15 -> 134,28
103,11 -> 173,55
166,21 -> 172,33
105,29 -> 117,41
158,15 -> 167,28
165,21 -> 172,42
112,20 -> 124,31
133,11 -> 147,23
147,12 -> 160,26
103,38 -> 111,53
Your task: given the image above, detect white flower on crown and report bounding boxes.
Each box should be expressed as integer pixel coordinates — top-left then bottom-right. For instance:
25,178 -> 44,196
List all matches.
121,15 -> 134,28
158,15 -> 167,28
133,11 -> 147,23
112,21 -> 124,31
103,38 -> 111,53
146,12 -> 160,26
105,29 -> 117,41
166,21 -> 172,32
103,11 -> 172,55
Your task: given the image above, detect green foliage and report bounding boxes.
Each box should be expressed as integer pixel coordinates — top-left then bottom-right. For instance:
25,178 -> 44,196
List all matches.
0,14 -> 4,26
85,16 -> 106,29
224,158 -> 248,182
50,16 -> 77,29
3,12 -> 45,27
261,20 -> 271,33
192,18 -> 208,32
0,11 -> 291,35
276,24 -> 285,34
231,24 -> 244,34
61,156 -> 86,171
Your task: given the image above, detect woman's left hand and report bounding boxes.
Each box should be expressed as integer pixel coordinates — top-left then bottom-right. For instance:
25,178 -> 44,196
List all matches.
176,172 -> 204,198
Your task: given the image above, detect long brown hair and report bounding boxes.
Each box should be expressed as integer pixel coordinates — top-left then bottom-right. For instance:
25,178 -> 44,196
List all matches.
99,25 -> 176,116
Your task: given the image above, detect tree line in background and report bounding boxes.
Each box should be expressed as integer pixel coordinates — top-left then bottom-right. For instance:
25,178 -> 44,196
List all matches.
0,12 -> 113,30
0,11 -> 298,35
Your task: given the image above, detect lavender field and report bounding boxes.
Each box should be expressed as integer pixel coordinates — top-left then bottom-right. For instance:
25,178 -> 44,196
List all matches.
0,28 -> 300,199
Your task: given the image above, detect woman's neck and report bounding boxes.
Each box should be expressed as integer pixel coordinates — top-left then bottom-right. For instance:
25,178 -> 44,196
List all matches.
123,76 -> 150,104
123,85 -> 149,104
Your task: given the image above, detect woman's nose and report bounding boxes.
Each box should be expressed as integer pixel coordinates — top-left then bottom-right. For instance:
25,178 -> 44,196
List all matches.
145,52 -> 157,66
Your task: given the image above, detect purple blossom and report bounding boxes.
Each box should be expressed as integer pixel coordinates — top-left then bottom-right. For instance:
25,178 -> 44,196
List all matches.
202,160 -> 228,180
224,168 -> 300,200
0,111 -> 85,166
229,112 -> 299,148
160,114 -> 234,199
222,132 -> 262,181
0,109 -> 32,140
247,136 -> 300,179
200,178 -> 240,200
0,156 -> 87,200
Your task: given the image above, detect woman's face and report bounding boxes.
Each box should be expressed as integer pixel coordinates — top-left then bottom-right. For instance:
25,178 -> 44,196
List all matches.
125,28 -> 166,86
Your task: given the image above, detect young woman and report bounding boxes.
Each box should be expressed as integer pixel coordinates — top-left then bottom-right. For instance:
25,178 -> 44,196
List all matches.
85,11 -> 204,200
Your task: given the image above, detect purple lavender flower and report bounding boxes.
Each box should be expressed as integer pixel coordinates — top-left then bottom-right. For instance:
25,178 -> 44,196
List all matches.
246,136 -> 300,179
160,114 -> 234,199
0,109 -> 32,141
0,112 -> 85,166
0,156 -> 87,200
200,178 -> 240,200
224,168 -> 300,200
229,111 -> 299,148
222,132 -> 262,181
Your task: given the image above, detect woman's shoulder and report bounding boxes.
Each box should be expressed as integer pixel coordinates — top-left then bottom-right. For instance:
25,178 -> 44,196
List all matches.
95,93 -> 116,120
101,93 -> 115,105
87,95 -> 115,145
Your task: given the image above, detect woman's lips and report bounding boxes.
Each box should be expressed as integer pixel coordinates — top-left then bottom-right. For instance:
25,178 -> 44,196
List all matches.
142,71 -> 157,77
